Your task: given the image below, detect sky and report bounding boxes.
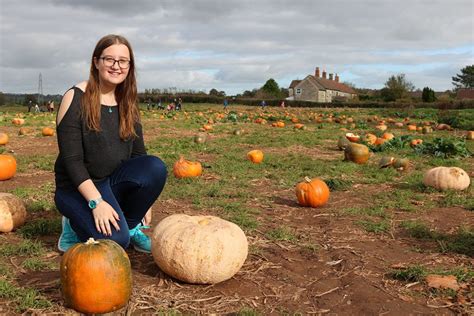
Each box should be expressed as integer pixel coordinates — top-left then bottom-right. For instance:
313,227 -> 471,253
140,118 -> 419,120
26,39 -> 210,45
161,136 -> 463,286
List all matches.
0,0 -> 473,96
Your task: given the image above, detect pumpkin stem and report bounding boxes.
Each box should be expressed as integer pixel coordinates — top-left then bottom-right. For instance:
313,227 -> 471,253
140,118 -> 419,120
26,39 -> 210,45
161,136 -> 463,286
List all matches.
304,176 -> 312,183
85,238 -> 99,245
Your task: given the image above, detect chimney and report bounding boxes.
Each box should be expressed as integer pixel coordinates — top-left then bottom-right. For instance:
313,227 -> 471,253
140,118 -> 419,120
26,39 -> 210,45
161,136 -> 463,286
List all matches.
329,73 -> 333,80
335,74 -> 339,83
315,67 -> 320,78
322,70 -> 327,79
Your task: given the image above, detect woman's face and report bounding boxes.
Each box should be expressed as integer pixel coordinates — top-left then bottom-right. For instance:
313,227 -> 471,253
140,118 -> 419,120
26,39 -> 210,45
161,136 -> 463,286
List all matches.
94,44 -> 131,87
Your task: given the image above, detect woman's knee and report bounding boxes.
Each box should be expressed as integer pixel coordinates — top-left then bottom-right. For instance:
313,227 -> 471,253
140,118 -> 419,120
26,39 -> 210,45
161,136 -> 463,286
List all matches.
140,155 -> 167,185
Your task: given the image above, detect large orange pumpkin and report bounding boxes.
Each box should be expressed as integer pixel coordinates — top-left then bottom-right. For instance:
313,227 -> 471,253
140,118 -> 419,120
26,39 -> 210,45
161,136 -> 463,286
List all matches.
247,150 -> 264,163
0,133 -> 8,145
0,155 -> 17,181
295,177 -> 330,208
173,156 -> 202,178
60,238 -> 132,314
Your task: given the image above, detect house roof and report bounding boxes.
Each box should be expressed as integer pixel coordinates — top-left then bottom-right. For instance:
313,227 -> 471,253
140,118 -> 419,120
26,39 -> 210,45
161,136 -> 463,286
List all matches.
291,75 -> 356,94
456,88 -> 474,99
289,80 -> 301,89
311,76 -> 356,94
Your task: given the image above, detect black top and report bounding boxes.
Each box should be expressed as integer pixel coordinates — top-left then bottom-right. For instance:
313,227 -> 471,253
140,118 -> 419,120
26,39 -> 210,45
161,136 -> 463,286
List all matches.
54,87 -> 146,189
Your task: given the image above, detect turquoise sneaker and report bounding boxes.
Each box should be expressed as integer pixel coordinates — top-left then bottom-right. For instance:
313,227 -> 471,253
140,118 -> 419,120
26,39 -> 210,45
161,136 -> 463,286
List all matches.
58,216 -> 81,252
129,223 -> 151,253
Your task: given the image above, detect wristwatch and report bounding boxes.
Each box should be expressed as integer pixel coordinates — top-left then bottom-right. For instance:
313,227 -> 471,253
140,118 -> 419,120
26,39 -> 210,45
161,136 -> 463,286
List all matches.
88,196 -> 104,210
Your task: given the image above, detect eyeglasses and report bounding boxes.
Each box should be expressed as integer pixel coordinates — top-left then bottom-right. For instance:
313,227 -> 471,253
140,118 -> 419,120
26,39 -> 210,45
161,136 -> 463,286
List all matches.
99,56 -> 131,69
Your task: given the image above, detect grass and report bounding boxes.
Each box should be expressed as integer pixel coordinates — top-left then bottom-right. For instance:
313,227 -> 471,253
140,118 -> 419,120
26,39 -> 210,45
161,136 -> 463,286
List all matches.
21,258 -> 56,271
17,218 -> 62,239
401,220 -> 438,239
237,308 -> 261,316
0,279 -> 52,312
266,227 -> 298,242
400,221 -> 474,256
356,219 -> 390,233
16,154 -> 56,173
389,264 -> 474,283
10,183 -> 57,213
342,206 -> 388,218
0,240 -> 46,257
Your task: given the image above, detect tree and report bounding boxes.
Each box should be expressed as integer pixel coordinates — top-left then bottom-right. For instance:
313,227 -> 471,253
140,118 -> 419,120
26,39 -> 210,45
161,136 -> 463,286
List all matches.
452,65 -> 474,89
260,78 -> 282,98
208,88 -> 225,97
422,87 -> 436,102
381,74 -> 415,101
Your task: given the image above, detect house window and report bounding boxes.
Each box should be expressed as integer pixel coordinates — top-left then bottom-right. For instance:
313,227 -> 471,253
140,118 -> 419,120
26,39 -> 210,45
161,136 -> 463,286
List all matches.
296,88 -> 301,94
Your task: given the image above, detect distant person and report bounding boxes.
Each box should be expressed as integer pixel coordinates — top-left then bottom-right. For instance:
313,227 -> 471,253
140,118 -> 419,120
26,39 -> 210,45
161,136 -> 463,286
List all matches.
157,98 -> 162,110
223,98 -> 229,110
260,100 -> 266,108
54,34 -> 167,254
28,100 -> 33,112
176,97 -> 182,110
34,103 -> 40,113
280,100 -> 285,108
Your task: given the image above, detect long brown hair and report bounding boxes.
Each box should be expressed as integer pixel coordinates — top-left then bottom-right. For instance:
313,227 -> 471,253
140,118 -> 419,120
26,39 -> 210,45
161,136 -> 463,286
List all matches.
82,34 -> 139,140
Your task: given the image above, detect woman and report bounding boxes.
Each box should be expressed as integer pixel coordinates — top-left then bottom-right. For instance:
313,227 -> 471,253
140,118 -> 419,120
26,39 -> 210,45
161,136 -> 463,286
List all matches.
54,34 -> 167,253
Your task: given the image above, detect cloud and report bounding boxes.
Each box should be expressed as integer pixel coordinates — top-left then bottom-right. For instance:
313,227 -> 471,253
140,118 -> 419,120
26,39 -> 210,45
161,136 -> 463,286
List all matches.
1,0 -> 473,94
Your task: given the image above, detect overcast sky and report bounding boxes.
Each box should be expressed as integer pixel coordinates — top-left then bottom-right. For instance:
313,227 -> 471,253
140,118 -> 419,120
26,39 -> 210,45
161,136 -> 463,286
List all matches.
1,0 -> 473,95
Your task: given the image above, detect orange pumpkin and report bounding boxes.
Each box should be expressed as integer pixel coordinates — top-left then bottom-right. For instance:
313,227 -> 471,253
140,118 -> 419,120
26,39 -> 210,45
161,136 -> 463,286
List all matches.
345,133 -> 360,142
173,156 -> 202,178
247,150 -> 264,163
12,118 -> 25,125
374,137 -> 387,146
42,127 -> 55,136
407,124 -> 417,131
410,139 -> 423,148
291,117 -> 299,123
202,124 -> 213,131
364,133 -> 377,145
60,238 -> 132,314
276,121 -> 285,128
0,133 -> 8,145
467,131 -> 474,140
295,177 -> 330,208
18,127 -> 34,136
375,124 -> 387,132
382,132 -> 394,140
0,155 -> 16,181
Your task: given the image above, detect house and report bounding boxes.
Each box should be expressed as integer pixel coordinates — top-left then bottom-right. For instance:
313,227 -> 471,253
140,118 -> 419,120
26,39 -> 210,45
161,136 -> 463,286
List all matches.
456,88 -> 474,100
288,67 -> 357,102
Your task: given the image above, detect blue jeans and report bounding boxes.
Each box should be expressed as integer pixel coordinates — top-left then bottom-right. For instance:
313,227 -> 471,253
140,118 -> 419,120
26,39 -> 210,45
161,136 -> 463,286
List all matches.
54,155 -> 167,249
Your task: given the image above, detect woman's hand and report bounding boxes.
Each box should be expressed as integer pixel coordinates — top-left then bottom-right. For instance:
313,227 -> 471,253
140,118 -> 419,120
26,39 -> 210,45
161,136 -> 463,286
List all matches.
142,207 -> 152,226
92,201 -> 120,236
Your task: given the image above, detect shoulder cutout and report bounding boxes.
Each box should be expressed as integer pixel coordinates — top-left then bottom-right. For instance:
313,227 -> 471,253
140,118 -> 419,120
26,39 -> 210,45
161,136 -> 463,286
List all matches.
56,89 -> 76,126
75,81 -> 88,92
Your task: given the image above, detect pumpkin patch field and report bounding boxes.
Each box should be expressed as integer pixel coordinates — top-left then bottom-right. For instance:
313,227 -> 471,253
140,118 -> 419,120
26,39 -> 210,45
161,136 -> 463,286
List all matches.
0,105 -> 473,314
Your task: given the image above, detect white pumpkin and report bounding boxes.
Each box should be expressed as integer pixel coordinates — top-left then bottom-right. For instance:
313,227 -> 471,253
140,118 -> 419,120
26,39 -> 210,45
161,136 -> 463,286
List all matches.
151,214 -> 248,284
0,193 -> 27,233
423,167 -> 470,191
